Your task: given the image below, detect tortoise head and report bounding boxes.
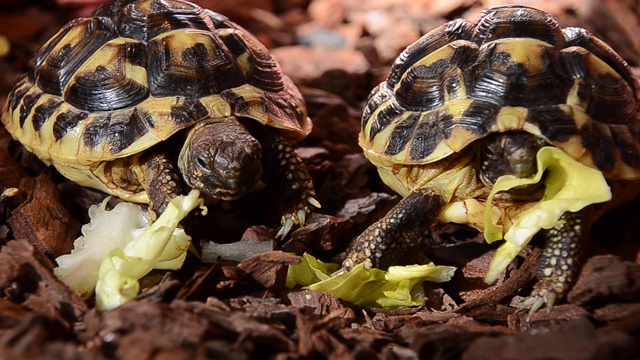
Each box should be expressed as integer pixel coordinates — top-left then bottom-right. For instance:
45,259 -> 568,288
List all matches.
478,132 -> 548,187
179,119 -> 262,201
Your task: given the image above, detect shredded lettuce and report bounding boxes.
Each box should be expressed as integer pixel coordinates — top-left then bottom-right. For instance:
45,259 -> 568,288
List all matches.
55,199 -> 152,299
483,147 -> 611,283
54,190 -> 203,311
287,253 -> 456,308
95,190 -> 203,311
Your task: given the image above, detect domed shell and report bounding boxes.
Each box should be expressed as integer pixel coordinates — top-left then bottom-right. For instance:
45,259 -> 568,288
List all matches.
360,5 -> 640,180
2,0 -> 310,166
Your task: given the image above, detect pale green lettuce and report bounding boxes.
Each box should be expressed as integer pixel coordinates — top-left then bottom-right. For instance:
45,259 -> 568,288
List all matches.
287,253 -> 456,308
483,147 -> 611,283
95,190 -> 203,311
55,190 -> 203,311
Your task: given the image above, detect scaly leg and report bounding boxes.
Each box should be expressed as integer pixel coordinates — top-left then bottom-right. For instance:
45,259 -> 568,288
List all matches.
258,131 -> 319,238
521,210 -> 588,318
342,189 -> 446,270
133,151 -> 184,219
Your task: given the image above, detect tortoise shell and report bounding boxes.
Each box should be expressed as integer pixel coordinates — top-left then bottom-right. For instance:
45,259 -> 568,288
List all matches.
2,0 -> 310,169
360,5 -> 640,181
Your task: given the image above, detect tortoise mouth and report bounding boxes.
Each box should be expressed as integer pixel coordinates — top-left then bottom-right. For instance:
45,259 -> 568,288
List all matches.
211,187 -> 246,201
187,168 -> 260,202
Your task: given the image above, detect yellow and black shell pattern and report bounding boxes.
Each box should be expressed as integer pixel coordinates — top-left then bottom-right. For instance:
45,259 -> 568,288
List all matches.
2,0 -> 310,169
360,5 -> 640,180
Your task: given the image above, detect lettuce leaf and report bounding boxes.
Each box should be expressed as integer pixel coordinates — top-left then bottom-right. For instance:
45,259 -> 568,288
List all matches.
95,190 -> 203,311
54,190 -> 203,311
287,253 -> 456,308
483,147 -> 611,283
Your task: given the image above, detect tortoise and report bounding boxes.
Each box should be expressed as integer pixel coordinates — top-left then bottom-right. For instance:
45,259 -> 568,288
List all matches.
1,0 -> 319,238
346,5 -> 640,314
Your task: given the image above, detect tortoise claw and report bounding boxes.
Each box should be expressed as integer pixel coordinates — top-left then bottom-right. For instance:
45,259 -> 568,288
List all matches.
276,196 -> 320,239
297,209 -> 307,226
520,280 -> 560,321
521,295 -> 546,321
277,218 -> 295,239
307,197 -> 321,209
331,267 -> 348,277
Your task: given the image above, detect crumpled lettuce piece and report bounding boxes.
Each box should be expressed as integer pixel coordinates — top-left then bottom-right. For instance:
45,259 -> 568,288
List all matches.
54,190 -> 203,310
55,200 -> 152,298
483,147 -> 611,283
287,253 -> 456,308
95,190 -> 203,311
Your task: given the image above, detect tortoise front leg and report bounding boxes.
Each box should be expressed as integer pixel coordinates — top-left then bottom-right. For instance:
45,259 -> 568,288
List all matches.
521,210 -> 588,317
258,131 -> 319,238
342,189 -> 446,270
132,151 -> 184,218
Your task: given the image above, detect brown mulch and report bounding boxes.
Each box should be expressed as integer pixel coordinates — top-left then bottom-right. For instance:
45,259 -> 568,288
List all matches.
1,0 -> 640,358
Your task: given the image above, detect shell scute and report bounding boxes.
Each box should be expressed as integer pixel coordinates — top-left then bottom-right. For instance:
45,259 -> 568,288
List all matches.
169,97 -> 211,126
82,114 -> 110,150
146,30 -> 244,98
19,89 -> 44,127
387,19 -> 474,90
394,41 -> 478,111
33,17 -> 118,97
8,77 -> 30,114
580,120 -> 617,173
365,88 -> 405,142
65,39 -> 149,112
611,125 -> 640,169
32,98 -> 65,131
471,5 -> 564,46
561,46 -> 638,124
52,108 -> 89,141
98,0 -> 213,43
386,113 -> 420,156
409,113 -> 447,161
563,27 -> 639,98
105,110 -> 149,155
525,105 -> 579,143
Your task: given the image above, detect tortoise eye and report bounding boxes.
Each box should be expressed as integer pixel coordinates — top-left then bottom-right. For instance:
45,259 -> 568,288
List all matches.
196,155 -> 209,171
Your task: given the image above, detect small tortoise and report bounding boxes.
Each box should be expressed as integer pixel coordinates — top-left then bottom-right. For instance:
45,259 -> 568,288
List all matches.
1,0 -> 319,237
347,5 -> 640,314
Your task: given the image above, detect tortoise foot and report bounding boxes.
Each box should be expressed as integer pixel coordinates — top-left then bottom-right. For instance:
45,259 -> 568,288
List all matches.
259,132 -> 319,239
520,210 -> 587,320
520,278 -> 566,320
342,189 -> 445,270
